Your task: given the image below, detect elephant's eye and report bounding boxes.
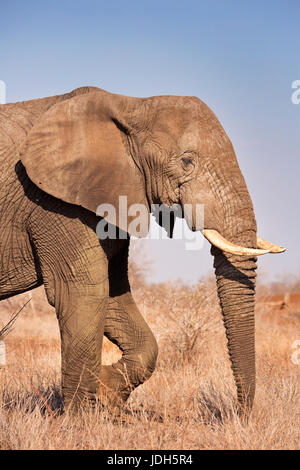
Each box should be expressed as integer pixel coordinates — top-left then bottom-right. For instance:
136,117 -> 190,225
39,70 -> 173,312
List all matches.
181,155 -> 195,173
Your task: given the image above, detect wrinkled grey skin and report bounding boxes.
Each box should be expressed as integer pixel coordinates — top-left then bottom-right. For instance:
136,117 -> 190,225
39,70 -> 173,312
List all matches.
0,87 -> 258,414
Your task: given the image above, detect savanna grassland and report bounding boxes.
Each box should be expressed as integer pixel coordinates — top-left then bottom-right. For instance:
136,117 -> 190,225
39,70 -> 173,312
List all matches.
0,246 -> 299,450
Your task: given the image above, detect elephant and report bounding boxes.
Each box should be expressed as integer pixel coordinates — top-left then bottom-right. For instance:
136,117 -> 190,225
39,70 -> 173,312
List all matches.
0,86 -> 285,415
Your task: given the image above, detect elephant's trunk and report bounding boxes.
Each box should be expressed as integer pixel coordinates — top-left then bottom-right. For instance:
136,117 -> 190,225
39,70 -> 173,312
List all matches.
209,159 -> 258,414
212,244 -> 257,413
180,143 -> 259,414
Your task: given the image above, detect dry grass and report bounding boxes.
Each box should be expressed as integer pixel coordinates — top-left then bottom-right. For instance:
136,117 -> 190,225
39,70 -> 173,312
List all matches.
0,272 -> 299,450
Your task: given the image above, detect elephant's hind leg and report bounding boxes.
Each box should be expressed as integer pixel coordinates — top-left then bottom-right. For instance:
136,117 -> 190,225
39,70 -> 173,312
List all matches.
99,239 -> 158,406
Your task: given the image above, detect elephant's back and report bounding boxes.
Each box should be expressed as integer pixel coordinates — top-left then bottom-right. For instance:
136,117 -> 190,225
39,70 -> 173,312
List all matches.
0,86 -> 102,224
0,99 -> 47,224
0,86 -> 101,176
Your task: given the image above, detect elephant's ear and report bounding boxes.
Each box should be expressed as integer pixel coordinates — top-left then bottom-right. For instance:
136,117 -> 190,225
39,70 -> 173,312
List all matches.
20,91 -> 150,237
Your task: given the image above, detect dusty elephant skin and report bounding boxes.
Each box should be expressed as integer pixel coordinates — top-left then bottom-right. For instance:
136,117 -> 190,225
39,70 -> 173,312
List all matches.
0,86 -> 284,415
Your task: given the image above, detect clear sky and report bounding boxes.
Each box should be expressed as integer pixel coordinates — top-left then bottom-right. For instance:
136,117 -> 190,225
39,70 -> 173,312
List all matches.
1,0 -> 299,284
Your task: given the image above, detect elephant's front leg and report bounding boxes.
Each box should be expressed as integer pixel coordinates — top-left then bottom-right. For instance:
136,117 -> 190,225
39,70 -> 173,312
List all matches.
58,283 -> 108,408
98,239 -> 158,407
28,210 -> 109,409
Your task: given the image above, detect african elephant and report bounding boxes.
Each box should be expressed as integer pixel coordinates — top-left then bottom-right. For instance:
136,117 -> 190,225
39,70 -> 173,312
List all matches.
0,86 -> 284,414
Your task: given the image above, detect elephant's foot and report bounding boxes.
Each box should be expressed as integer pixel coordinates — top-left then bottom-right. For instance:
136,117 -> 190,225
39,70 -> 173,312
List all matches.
97,364 -> 132,411
62,368 -> 130,415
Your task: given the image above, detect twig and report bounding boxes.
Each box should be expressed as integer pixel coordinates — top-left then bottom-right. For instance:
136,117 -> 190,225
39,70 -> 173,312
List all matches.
0,299 -> 31,340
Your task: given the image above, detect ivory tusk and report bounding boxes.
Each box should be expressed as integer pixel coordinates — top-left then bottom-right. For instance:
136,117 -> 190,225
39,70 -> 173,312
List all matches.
202,229 -> 270,256
257,236 -> 286,253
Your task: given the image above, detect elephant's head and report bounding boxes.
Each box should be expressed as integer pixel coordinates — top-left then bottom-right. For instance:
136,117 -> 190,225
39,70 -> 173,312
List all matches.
20,87 -> 285,414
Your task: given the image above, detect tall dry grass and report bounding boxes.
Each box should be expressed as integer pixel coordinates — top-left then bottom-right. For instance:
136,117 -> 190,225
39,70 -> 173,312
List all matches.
0,252 -> 299,449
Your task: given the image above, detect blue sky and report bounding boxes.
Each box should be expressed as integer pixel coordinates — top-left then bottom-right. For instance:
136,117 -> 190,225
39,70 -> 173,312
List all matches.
1,0 -> 299,283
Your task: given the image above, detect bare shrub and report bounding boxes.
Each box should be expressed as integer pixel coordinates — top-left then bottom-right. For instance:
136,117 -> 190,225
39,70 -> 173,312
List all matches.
130,277 -> 222,367
156,281 -> 221,366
